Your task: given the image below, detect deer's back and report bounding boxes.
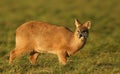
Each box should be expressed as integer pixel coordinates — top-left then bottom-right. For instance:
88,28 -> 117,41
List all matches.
16,21 -> 73,51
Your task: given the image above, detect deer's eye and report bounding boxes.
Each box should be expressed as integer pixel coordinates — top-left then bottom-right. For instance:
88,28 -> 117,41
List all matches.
83,30 -> 86,32
81,30 -> 85,33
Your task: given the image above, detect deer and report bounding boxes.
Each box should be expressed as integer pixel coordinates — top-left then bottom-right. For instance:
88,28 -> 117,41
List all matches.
9,19 -> 91,65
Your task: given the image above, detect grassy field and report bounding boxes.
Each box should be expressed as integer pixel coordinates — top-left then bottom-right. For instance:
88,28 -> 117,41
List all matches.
0,0 -> 120,74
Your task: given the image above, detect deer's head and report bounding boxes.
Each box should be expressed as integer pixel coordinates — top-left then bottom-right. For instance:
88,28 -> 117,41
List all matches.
74,19 -> 91,41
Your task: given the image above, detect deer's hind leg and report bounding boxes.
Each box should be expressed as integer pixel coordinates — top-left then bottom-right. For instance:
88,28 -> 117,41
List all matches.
29,51 -> 39,65
9,47 -> 30,64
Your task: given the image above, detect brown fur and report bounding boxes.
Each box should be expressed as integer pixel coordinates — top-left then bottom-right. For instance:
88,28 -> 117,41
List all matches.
9,19 -> 91,65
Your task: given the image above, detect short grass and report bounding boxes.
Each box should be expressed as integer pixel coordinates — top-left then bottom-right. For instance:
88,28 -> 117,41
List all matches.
0,0 -> 120,74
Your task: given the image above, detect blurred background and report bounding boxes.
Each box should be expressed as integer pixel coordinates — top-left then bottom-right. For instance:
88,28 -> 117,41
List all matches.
0,0 -> 120,74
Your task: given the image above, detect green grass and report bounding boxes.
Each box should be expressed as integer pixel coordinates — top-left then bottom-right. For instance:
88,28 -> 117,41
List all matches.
0,0 -> 120,74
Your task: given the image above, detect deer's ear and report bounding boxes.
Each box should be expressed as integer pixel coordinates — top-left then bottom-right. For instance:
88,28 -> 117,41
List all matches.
75,19 -> 81,27
83,21 -> 91,29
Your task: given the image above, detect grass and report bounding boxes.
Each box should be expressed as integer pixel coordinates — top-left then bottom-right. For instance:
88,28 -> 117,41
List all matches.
0,0 -> 120,74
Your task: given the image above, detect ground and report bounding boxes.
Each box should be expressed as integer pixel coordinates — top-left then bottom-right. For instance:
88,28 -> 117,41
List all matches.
0,0 -> 120,74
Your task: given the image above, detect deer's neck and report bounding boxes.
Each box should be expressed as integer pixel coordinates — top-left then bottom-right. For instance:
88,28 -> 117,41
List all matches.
67,33 -> 86,56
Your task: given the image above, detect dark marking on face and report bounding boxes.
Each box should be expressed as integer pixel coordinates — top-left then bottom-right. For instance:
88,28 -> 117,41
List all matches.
77,27 -> 89,39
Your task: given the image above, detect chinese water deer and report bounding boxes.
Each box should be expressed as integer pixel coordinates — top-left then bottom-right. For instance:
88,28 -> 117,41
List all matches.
9,19 -> 91,65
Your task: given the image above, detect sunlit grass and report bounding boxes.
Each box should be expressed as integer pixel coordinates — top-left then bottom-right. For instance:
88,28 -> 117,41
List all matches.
0,0 -> 120,74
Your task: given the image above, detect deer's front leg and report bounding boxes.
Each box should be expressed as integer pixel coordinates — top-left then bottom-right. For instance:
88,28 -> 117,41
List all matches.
57,51 -> 67,65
